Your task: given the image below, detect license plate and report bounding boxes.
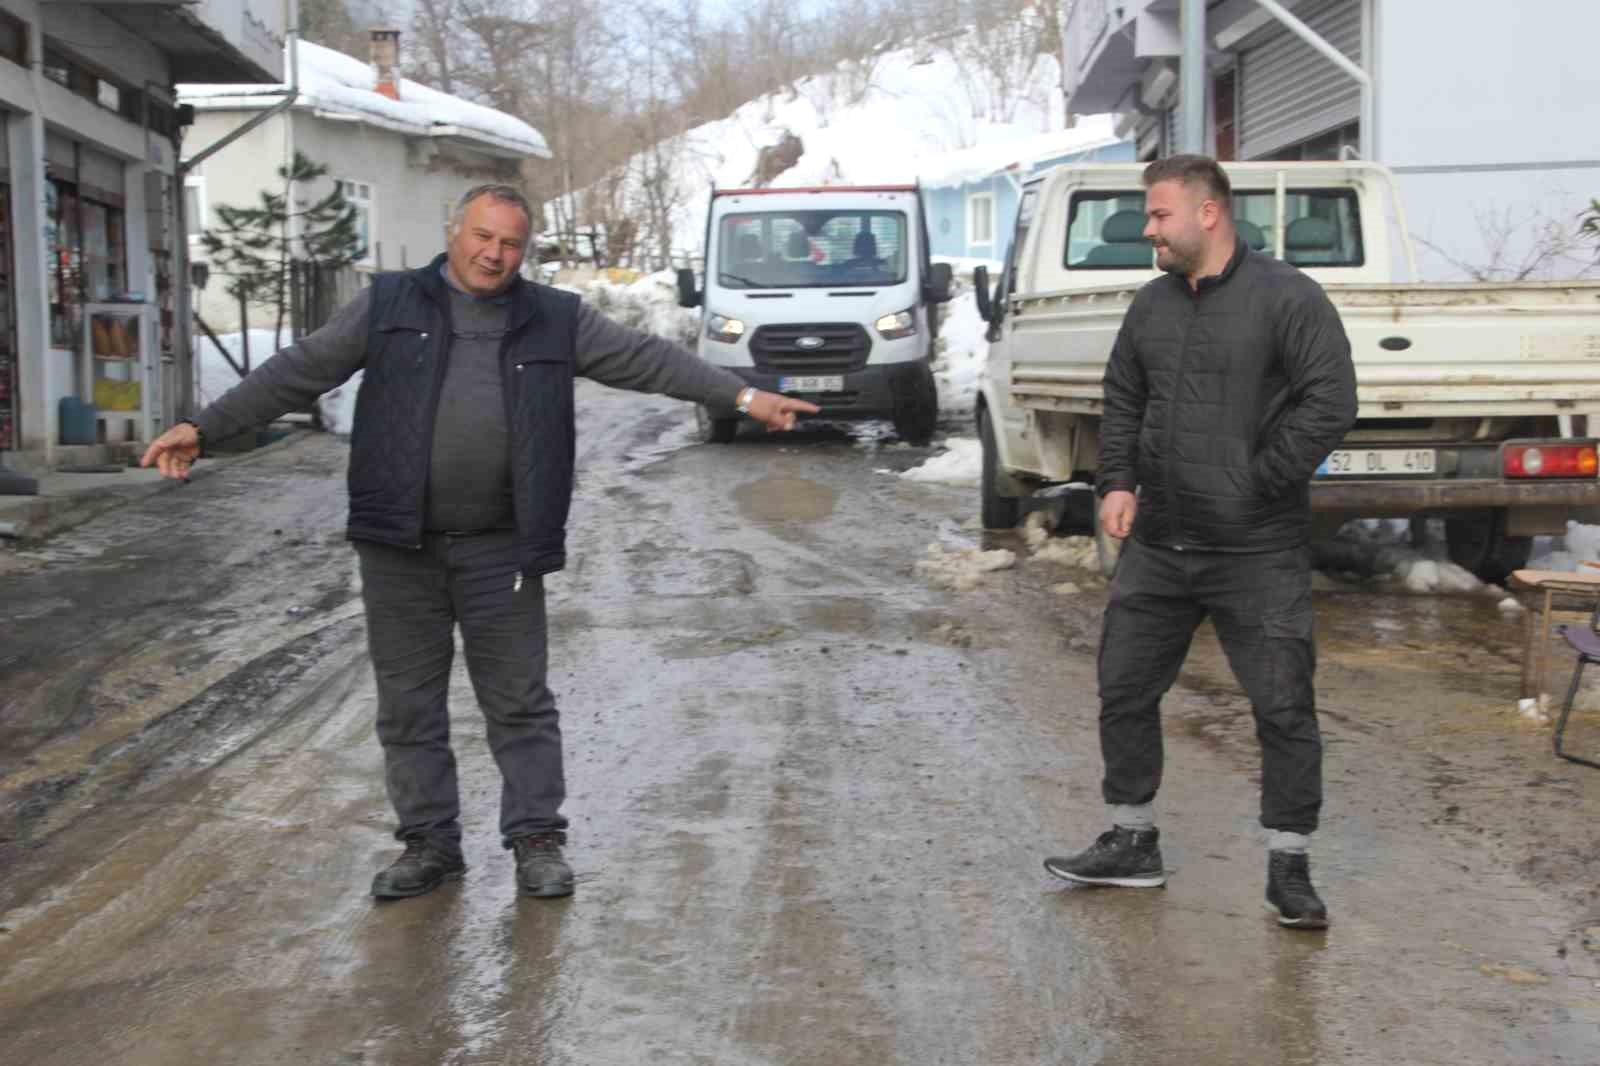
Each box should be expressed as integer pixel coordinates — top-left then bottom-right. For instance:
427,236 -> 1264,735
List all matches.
778,375 -> 845,393
1317,448 -> 1437,476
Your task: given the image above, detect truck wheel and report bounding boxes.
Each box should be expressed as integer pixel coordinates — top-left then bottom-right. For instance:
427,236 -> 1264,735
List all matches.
978,407 -> 1021,529
696,405 -> 739,444
1094,521 -> 1123,577
1445,508 -> 1532,584
891,362 -> 938,446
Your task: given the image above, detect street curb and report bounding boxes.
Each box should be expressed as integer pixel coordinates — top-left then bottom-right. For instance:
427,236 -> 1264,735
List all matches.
0,427 -> 320,548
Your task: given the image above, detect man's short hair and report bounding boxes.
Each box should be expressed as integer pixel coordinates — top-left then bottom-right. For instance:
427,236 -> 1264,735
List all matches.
450,183 -> 535,233
1142,155 -> 1232,210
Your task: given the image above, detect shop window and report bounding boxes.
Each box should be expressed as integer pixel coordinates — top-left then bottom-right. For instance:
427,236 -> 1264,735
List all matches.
46,179 -> 82,348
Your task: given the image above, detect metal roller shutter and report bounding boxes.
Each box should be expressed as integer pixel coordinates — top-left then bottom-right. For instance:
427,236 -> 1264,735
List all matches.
1238,0 -> 1361,160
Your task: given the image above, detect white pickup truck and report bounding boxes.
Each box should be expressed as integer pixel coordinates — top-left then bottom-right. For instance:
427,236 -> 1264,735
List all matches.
975,161 -> 1600,580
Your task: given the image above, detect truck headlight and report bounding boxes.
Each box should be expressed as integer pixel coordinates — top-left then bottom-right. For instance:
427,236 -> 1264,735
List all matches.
706,312 -> 746,343
875,307 -> 916,340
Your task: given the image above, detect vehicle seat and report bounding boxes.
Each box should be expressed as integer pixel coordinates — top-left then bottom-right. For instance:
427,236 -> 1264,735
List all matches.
851,229 -> 879,262
1080,210 -> 1153,267
1236,218 -> 1268,251
1285,216 -> 1341,265
737,232 -> 765,266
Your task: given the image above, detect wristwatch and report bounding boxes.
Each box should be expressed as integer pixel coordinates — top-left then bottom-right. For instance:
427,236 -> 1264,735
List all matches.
735,387 -> 755,415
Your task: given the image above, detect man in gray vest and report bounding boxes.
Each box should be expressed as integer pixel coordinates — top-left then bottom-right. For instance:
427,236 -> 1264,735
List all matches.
143,183 -> 816,900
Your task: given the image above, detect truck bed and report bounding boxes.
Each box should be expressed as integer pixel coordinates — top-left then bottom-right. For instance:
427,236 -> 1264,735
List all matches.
1007,280 -> 1600,421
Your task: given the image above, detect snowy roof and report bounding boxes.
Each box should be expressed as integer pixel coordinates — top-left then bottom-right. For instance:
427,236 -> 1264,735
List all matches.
178,39 -> 550,160
916,114 -> 1123,189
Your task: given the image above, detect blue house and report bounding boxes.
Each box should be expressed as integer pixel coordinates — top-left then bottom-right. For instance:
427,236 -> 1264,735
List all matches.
922,117 -> 1135,265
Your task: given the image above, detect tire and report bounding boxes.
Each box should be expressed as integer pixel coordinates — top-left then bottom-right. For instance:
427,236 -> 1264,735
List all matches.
978,407 -> 1021,530
696,404 -> 739,444
890,361 -> 938,446
1445,508 -> 1532,584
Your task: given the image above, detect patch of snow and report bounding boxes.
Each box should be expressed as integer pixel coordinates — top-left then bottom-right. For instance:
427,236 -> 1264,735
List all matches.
900,438 -> 983,486
915,542 -> 1016,591
1033,536 -> 1099,570
933,290 -> 988,417
1529,521 -> 1600,572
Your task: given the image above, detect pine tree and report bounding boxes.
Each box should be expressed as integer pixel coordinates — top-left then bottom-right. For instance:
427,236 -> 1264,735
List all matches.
201,152 -> 364,369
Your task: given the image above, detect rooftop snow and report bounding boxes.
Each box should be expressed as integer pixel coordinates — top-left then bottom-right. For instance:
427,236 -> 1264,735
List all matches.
915,114 -> 1123,188
178,39 -> 550,160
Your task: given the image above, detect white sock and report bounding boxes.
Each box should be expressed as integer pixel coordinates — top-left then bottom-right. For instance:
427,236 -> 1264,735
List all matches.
1110,803 -> 1155,830
1269,830 -> 1310,854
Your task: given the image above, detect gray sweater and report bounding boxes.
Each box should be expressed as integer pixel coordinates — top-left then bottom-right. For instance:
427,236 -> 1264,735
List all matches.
195,281 -> 746,530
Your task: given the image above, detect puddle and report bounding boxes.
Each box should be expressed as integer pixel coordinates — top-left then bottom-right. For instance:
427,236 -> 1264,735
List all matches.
733,476 -> 838,524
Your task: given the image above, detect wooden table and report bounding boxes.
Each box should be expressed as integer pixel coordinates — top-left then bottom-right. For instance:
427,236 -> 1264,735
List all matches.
1508,568 -> 1600,698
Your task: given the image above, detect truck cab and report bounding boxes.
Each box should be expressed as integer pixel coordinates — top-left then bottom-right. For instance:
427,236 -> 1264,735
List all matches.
678,185 -> 952,444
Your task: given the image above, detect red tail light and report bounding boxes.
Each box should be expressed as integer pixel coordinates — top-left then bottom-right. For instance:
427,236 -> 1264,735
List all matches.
1504,444 -> 1599,478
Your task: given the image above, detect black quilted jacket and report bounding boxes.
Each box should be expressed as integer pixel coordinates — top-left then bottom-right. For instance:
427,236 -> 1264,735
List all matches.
1097,237 -> 1357,552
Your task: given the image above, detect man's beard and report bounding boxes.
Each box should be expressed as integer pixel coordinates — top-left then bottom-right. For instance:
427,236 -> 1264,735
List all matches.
1154,238 -> 1202,277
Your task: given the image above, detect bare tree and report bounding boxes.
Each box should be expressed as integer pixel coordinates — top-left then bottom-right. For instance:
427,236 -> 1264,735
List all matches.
1413,203 -> 1600,282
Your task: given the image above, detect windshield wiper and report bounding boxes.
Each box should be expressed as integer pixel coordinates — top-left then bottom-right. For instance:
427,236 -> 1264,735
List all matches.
718,273 -> 769,289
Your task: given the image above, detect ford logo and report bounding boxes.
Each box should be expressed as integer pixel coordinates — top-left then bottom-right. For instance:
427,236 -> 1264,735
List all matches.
795,335 -> 825,350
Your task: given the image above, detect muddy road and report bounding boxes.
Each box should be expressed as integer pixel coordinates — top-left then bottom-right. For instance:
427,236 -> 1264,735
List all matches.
2,384 -> 1597,1065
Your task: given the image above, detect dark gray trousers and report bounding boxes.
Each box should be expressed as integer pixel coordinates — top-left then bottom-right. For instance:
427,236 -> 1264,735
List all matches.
1098,537 -> 1322,834
355,532 -> 567,857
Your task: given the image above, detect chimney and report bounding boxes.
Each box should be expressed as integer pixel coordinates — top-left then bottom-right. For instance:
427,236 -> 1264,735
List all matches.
370,29 -> 401,101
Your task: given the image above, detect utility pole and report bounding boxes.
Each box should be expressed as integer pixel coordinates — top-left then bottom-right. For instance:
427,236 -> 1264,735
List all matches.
1180,0 -> 1206,154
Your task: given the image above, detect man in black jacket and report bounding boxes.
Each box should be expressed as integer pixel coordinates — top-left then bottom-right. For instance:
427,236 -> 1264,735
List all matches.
142,184 -> 816,901
1043,156 -> 1357,929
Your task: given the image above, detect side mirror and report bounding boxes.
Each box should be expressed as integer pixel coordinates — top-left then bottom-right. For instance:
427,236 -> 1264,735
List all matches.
973,265 -> 993,321
676,267 -> 701,309
923,262 -> 953,304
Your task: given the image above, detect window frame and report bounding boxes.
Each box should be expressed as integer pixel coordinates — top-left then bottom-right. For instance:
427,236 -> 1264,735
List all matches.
335,178 -> 375,266
967,191 -> 995,247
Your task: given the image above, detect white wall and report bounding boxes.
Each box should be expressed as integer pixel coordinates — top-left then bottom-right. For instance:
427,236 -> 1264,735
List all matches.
1376,0 -> 1600,280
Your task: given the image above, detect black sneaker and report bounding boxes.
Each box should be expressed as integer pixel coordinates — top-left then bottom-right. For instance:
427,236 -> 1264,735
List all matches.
371,837 -> 466,899
512,832 -> 574,898
1044,826 -> 1167,887
1265,850 -> 1329,929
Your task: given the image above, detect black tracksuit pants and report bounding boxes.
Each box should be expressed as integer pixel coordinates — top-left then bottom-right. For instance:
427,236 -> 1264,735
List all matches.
1097,537 -> 1322,834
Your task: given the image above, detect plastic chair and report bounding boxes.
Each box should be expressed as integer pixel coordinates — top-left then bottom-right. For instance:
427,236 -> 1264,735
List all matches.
1554,602 -> 1600,769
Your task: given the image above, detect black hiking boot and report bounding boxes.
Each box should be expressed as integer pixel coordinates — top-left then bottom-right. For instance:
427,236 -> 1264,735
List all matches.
371,837 -> 466,899
1265,850 -> 1329,929
512,832 -> 574,898
1044,826 -> 1167,887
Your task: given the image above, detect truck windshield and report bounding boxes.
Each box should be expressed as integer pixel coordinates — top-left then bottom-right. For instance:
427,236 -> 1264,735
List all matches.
716,210 -> 908,289
1064,187 -> 1364,268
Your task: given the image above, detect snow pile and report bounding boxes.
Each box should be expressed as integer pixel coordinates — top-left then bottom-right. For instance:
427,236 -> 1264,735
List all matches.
916,118 -> 1123,189
193,328 -> 289,408
578,271 -> 700,348
931,285 -> 989,417
900,438 -> 983,486
915,542 -> 1016,591
1529,522 -> 1600,572
179,40 -> 549,158
1033,536 -> 1099,570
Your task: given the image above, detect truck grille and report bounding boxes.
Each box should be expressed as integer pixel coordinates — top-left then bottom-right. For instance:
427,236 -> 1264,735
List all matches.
749,323 -> 871,374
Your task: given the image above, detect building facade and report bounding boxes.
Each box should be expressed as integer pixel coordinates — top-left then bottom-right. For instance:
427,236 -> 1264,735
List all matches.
1062,0 -> 1600,281
0,0 -> 283,469
922,118 -> 1136,264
